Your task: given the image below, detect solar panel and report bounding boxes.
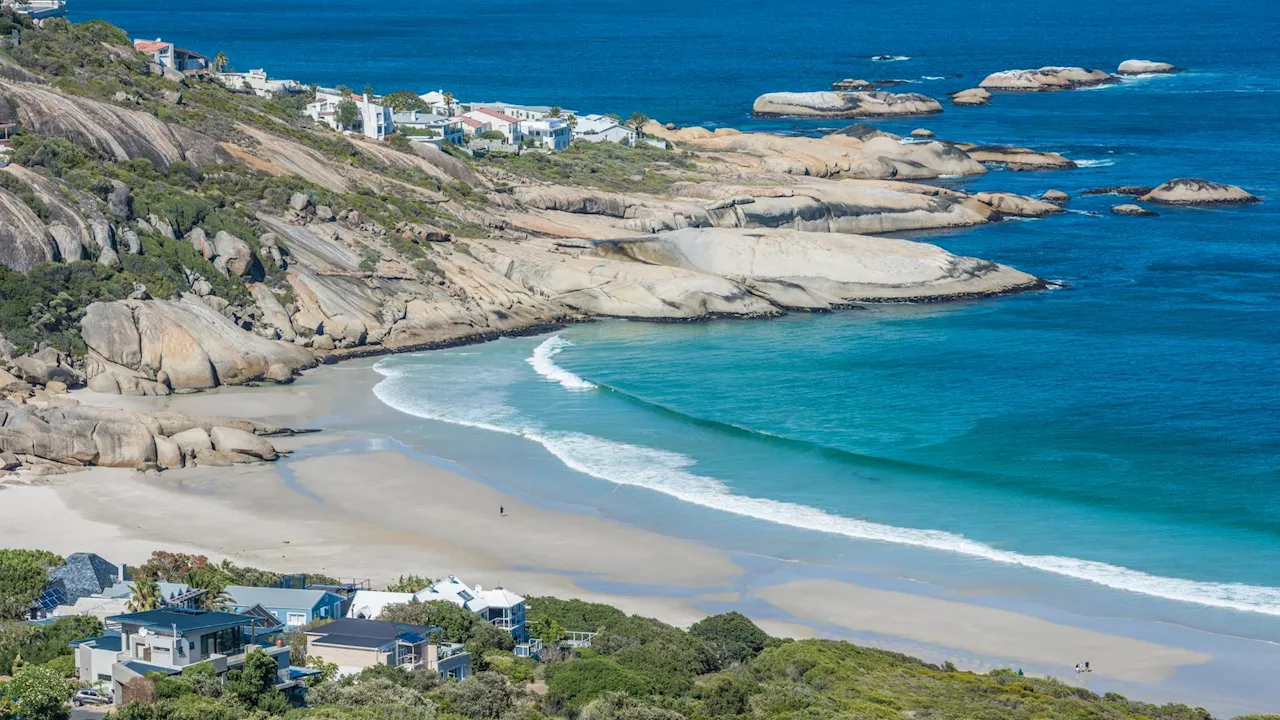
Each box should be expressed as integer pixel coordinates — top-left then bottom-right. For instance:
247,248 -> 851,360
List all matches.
36,585 -> 67,610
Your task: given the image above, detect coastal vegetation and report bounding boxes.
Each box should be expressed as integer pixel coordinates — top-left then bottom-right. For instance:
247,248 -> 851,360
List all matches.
489,141 -> 694,193
3,549 -> 1271,720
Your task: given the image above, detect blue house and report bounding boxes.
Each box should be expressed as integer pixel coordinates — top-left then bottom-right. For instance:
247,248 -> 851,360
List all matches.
224,586 -> 345,628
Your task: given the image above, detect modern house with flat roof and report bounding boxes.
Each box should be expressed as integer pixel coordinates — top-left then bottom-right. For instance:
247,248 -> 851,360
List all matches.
573,114 -> 637,145
519,118 -> 572,151
72,608 -> 302,703
213,68 -> 301,98
466,102 -> 578,122
305,91 -> 394,140
392,110 -> 465,145
133,38 -> 211,73
224,585 -> 345,628
304,618 -> 471,679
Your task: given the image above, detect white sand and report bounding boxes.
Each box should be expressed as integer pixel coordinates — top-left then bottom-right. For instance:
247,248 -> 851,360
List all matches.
0,371 -> 1214,689
756,579 -> 1211,682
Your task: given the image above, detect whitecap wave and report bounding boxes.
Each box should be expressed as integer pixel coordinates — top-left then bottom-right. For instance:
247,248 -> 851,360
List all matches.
871,55 -> 911,62
526,335 -> 597,390
920,75 -> 946,80
1074,158 -> 1115,168
371,359 -> 1280,617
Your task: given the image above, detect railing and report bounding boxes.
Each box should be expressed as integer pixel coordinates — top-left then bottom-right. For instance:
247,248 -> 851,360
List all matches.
437,643 -> 467,660
514,638 -> 542,658
563,631 -> 597,648
489,617 -> 517,630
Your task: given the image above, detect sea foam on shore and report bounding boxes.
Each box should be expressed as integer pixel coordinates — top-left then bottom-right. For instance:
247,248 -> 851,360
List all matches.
371,345 -> 1280,617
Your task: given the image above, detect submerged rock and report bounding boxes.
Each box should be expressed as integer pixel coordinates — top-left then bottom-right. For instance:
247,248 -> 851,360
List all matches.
1111,204 -> 1158,216
1117,59 -> 1178,75
979,67 -> 1116,91
752,91 -> 943,118
1139,178 -> 1260,205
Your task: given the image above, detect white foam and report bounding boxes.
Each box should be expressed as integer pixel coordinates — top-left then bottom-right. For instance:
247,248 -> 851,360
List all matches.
920,75 -> 945,80
1074,158 -> 1116,168
525,335 -> 597,390
371,360 -> 1280,617
872,55 -> 911,62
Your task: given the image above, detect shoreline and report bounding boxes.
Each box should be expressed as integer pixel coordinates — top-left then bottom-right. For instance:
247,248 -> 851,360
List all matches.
3,356 -> 1279,715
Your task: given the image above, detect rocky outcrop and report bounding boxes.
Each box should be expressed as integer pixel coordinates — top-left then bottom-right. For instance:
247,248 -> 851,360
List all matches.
951,88 -> 992,106
753,91 -> 942,118
79,297 -> 315,394
0,79 -> 201,167
1112,204 -> 1158,216
0,187 -> 58,271
952,144 -> 1076,171
1139,179 -> 1260,205
591,228 -> 1043,309
1117,60 -> 1177,75
0,400 -> 287,470
910,129 -> 934,139
979,67 -> 1116,91
211,230 -> 258,277
972,192 -> 1065,218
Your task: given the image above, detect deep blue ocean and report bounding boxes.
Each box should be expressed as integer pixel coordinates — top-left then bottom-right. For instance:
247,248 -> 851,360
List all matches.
74,0 -> 1280,618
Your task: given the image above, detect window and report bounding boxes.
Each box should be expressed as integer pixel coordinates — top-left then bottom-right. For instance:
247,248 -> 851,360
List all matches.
286,612 -> 307,626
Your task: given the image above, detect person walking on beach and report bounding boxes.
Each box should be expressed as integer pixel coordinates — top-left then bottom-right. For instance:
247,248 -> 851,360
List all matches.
500,505 -> 505,516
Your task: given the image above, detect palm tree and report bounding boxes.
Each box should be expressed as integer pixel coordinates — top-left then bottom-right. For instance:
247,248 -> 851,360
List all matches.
627,112 -> 649,139
442,91 -> 455,117
548,106 -> 562,118
213,51 -> 228,73
566,113 -> 578,129
128,578 -> 163,612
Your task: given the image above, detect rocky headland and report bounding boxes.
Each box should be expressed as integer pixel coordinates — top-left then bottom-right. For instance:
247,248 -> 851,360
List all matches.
979,66 -> 1117,92
752,91 -> 943,118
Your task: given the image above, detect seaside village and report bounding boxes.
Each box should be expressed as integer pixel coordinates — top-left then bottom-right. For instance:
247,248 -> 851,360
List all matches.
130,35 -> 662,155
13,550 -> 593,708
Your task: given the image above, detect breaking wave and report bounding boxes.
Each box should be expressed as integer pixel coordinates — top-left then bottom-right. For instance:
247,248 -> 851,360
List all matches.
871,54 -> 911,62
372,356 -> 1280,617
526,335 -> 597,390
1075,158 -> 1116,168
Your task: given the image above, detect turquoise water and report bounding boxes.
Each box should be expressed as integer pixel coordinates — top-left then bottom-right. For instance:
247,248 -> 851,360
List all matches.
72,0 -> 1280,619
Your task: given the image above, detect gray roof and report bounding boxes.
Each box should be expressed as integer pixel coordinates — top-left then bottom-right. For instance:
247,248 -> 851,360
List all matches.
225,585 -> 338,611
47,553 -> 119,603
306,618 -> 430,647
107,609 -> 250,633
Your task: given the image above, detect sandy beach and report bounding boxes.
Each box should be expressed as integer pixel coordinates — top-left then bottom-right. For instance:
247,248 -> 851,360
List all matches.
0,358 -> 1268,714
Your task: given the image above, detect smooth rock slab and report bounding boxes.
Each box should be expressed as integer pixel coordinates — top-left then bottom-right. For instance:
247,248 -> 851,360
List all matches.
980,66 -> 1115,91
1139,178 -> 1259,205
1112,204 -> 1159,216
1117,59 -> 1177,75
753,91 -> 943,118
209,426 -> 278,460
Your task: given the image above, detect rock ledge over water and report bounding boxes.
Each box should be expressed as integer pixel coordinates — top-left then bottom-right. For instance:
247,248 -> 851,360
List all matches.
1140,178 -> 1259,205
753,91 -> 942,118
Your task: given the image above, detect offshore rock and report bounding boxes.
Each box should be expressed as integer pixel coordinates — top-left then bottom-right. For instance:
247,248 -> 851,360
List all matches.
951,88 -> 992,106
972,192 -> 1065,218
752,91 -> 943,118
1139,178 -> 1260,205
979,66 -> 1116,91
1117,60 -> 1178,75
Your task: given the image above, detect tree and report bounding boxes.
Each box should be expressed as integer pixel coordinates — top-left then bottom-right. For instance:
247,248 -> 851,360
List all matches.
477,130 -> 506,141
548,106 -> 562,118
128,577 -> 163,612
223,648 -> 283,710
466,622 -> 515,660
185,570 -> 232,612
566,113 -> 578,128
212,51 -> 228,72
379,600 -> 479,643
305,655 -> 339,686
9,664 -> 75,720
688,612 -> 769,668
385,574 -> 434,593
384,91 -> 429,113
443,91 -> 455,116
627,113 -> 649,138
529,617 -> 566,644
363,84 -> 375,98
435,671 -> 516,720
546,658 -> 650,711
0,549 -> 61,620
336,99 -> 360,131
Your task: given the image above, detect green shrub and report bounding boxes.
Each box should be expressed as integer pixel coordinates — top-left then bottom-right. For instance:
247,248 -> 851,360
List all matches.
546,658 -> 652,710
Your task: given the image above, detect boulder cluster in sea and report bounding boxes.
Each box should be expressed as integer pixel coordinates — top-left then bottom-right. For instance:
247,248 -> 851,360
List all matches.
752,91 -> 943,118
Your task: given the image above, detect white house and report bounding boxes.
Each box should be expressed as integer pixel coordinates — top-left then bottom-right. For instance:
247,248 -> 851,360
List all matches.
214,68 -> 301,98
458,116 -> 489,138
465,102 -> 577,122
305,91 -> 394,140
133,38 -> 210,73
418,90 -> 459,117
519,118 -> 572,151
346,576 -> 529,642
392,110 -> 465,145
462,108 -> 522,144
572,114 -> 636,144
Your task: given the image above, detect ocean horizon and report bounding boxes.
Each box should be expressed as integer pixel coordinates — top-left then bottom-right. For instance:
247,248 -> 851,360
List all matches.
74,0 -> 1280,657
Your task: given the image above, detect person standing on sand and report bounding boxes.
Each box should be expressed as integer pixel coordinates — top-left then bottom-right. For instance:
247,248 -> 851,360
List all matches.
500,505 -> 505,516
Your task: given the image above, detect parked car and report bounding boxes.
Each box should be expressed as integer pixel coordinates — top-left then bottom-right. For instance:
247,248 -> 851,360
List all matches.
73,689 -> 111,706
